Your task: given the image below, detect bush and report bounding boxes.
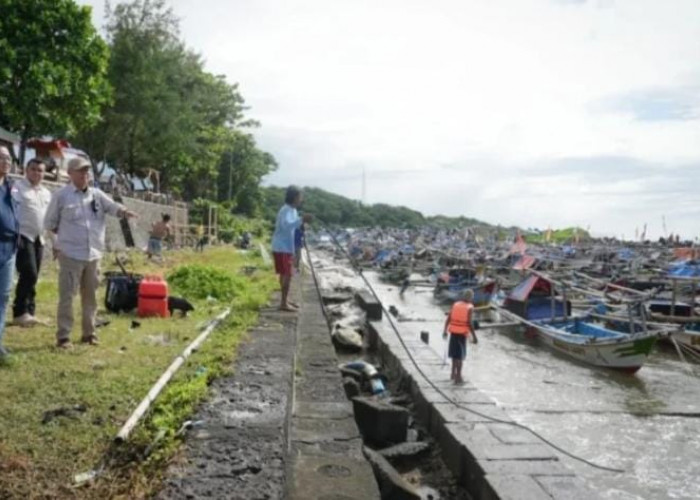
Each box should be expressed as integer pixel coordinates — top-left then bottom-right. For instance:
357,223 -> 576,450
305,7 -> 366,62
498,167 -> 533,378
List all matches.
167,265 -> 246,301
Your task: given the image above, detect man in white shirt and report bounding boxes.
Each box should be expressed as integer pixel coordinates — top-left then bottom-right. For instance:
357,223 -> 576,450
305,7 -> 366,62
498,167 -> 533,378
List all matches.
11,159 -> 52,326
44,157 -> 137,348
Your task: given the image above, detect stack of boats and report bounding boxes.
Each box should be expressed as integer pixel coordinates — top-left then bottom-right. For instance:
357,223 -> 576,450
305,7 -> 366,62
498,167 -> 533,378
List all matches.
313,227 -> 700,373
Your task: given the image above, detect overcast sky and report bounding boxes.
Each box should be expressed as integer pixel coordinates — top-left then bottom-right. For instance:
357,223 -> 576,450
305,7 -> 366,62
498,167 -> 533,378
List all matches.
82,0 -> 700,239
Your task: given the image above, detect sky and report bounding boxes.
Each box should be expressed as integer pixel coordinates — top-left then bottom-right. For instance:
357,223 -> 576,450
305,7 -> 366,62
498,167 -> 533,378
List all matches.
81,0 -> 700,239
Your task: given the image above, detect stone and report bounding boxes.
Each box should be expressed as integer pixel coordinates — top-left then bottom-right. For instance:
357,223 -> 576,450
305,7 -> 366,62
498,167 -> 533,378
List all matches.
352,396 -> 410,445
343,377 -> 361,399
362,447 -> 421,500
377,441 -> 430,460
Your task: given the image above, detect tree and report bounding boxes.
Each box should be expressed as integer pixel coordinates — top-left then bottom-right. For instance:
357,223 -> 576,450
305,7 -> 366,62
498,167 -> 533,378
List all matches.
0,0 -> 110,162
74,0 -> 272,203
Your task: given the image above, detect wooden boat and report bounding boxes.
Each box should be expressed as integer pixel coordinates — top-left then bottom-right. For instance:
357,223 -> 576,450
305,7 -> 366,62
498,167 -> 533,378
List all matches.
498,274 -> 657,372
433,268 -> 498,306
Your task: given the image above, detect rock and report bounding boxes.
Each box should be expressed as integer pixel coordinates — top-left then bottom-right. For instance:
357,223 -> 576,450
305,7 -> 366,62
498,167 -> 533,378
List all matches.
343,377 -> 361,399
420,331 -> 429,344
352,396 -> 409,445
362,447 -> 421,500
377,441 -> 430,460
332,326 -> 363,352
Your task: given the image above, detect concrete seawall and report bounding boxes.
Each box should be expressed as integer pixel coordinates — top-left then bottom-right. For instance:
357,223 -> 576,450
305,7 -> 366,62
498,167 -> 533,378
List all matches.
366,317 -> 602,500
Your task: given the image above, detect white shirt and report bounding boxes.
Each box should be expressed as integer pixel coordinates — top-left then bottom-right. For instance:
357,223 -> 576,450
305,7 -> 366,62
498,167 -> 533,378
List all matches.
44,184 -> 124,261
11,178 -> 51,243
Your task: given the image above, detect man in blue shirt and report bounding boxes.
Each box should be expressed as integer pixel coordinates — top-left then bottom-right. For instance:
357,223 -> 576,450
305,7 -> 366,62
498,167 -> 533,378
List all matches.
0,146 -> 19,361
271,186 -> 312,311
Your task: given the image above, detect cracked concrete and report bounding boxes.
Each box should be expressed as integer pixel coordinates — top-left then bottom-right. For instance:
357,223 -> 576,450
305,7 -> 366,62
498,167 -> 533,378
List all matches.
157,270 -> 379,499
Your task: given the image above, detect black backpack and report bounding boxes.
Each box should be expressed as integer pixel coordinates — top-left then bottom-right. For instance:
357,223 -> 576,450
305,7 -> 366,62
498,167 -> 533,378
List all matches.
104,271 -> 142,313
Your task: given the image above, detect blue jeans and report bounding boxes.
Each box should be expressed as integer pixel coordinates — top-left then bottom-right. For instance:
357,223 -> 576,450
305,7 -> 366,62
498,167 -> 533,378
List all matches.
0,254 -> 15,356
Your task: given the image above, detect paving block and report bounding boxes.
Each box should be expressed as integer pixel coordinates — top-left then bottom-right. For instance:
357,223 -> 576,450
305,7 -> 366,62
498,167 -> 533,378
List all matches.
287,454 -> 381,500
535,475 -> 603,500
352,396 -> 410,445
483,474 -> 552,500
355,291 -> 383,320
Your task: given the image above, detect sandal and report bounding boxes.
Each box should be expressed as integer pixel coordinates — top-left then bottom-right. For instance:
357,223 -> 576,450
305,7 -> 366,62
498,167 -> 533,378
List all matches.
81,336 -> 99,346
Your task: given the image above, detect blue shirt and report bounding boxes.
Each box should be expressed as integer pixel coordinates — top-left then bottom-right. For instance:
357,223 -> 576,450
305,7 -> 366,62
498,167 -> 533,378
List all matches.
271,204 -> 301,254
0,180 -> 19,263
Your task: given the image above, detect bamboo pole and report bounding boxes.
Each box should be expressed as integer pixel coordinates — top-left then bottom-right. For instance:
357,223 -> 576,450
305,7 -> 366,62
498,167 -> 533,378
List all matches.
114,308 -> 231,443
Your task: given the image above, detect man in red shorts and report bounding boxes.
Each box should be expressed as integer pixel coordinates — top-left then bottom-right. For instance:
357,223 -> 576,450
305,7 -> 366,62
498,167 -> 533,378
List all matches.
271,186 -> 312,311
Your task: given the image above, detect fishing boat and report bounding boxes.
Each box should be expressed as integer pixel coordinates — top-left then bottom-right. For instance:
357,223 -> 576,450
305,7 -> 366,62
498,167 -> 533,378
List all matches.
432,268 -> 498,306
498,274 -> 657,372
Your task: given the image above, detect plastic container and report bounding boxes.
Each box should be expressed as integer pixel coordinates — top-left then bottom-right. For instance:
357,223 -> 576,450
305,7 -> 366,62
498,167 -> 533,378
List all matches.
137,275 -> 170,318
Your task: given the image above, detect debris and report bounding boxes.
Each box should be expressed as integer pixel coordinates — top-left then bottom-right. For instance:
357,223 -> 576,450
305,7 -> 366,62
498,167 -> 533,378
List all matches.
73,467 -> 104,486
343,377 -> 361,399
353,396 -> 409,445
377,441 -> 431,460
388,305 -> 399,318
420,331 -> 430,344
130,320 -> 141,329
332,325 -> 363,352
363,446 -> 421,500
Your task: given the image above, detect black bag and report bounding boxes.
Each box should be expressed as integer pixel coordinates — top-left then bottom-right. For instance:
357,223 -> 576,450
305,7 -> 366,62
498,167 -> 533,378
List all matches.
105,272 -> 142,313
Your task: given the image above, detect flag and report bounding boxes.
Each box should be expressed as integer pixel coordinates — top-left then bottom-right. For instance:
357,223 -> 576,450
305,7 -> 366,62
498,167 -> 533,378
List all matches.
510,230 -> 527,255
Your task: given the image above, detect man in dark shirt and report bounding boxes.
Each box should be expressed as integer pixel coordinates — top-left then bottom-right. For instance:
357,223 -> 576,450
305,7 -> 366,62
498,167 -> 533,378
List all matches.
0,146 -> 19,360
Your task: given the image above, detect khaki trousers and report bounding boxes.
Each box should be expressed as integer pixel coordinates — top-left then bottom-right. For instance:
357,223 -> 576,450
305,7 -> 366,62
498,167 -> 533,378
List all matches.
57,255 -> 100,342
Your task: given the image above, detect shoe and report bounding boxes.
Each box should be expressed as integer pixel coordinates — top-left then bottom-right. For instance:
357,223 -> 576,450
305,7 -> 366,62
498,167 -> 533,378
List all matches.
56,339 -> 73,349
81,336 -> 99,346
14,313 -> 38,327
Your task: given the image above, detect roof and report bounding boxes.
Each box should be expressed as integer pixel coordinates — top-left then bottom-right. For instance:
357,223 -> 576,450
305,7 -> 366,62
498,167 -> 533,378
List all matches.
508,275 -> 552,302
513,255 -> 536,270
0,126 -> 19,145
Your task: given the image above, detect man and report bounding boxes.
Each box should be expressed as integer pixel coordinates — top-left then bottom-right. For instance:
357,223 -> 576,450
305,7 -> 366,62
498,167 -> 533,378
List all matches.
442,289 -> 479,385
0,146 -> 19,360
44,157 -> 137,348
147,213 -> 171,259
271,186 -> 312,311
11,159 -> 52,326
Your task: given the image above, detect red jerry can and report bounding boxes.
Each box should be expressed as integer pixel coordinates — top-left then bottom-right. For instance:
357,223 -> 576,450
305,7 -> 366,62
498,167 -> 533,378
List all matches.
137,275 -> 170,318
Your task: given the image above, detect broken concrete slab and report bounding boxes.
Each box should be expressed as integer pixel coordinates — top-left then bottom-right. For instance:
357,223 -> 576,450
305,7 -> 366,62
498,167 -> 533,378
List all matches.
377,441 -> 431,460
363,447 -> 422,500
352,396 -> 410,445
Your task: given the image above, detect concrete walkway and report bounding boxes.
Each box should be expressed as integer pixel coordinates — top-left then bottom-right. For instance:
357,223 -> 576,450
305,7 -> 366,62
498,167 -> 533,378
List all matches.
158,271 -> 380,499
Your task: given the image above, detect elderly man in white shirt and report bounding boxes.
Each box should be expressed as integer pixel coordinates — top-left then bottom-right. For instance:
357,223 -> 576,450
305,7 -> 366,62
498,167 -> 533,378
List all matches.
11,158 -> 52,326
44,157 -> 137,348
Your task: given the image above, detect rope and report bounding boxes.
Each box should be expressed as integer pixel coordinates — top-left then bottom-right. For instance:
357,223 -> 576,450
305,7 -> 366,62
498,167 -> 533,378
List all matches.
310,223 -> 625,474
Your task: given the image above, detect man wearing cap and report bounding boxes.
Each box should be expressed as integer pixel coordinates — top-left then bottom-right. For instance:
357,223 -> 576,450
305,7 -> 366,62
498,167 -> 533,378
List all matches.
0,146 -> 19,360
11,159 -> 52,327
44,157 -> 137,348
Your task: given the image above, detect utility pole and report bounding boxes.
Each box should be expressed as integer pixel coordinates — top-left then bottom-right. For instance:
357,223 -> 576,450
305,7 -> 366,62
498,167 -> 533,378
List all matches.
361,166 -> 366,205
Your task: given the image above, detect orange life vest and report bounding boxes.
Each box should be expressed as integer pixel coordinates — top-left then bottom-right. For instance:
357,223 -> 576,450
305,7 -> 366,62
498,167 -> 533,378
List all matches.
448,301 -> 473,336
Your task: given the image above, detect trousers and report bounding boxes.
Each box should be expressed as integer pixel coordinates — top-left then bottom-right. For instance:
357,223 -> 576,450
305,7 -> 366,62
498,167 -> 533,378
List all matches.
56,255 -> 100,342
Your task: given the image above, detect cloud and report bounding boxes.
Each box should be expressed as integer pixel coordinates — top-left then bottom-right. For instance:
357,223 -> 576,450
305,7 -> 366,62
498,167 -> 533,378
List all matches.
594,87 -> 700,122
77,0 -> 700,238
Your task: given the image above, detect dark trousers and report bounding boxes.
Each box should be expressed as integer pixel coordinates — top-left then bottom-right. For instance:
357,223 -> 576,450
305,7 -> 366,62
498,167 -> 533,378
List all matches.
13,236 -> 43,318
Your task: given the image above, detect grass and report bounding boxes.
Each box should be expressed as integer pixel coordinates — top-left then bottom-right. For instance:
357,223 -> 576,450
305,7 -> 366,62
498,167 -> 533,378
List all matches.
0,246 -> 277,499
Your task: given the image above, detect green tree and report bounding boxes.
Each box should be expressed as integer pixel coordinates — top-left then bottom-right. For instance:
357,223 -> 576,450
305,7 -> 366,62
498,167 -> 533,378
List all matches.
0,0 -> 111,162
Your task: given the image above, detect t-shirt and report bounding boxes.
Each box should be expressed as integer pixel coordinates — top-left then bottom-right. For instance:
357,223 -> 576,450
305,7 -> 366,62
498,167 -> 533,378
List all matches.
271,204 -> 301,254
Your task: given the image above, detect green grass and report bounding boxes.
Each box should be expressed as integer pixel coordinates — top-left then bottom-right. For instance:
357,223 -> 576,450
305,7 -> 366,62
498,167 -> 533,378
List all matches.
0,247 -> 276,499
